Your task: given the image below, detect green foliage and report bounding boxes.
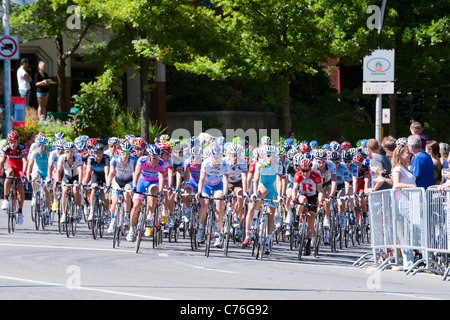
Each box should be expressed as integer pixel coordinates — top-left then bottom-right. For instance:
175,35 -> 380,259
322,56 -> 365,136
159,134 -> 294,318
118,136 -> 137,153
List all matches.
111,111 -> 166,141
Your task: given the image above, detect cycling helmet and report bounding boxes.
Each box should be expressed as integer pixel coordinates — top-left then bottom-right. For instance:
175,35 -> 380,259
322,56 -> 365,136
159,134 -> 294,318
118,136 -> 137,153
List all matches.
303,151 -> 314,161
331,143 -> 342,152
341,150 -> 353,161
395,137 -> 408,147
292,153 -> 303,166
327,151 -> 340,162
203,146 -> 212,158
188,136 -> 200,147
341,141 -> 351,150
309,140 -> 318,148
262,145 -> 277,157
260,136 -> 271,146
363,158 -> 371,167
278,145 -> 287,157
147,144 -> 161,157
211,144 -> 224,157
134,138 -> 146,150
284,138 -> 294,146
242,148 -> 251,157
80,135 -> 89,142
119,140 -> 133,152
64,141 -> 75,151
159,134 -> 170,143
7,130 -> 19,142
299,158 -> 313,171
45,137 -> 53,147
55,139 -> 66,149
158,143 -> 172,154
227,143 -> 241,155
298,143 -> 309,154
361,139 -> 368,147
92,143 -> 104,152
315,148 -> 327,159
108,137 -> 120,146
322,143 -> 330,150
87,138 -> 97,148
35,135 -> 47,144
54,131 -> 65,140
353,153 -> 364,164
286,148 -> 297,161
75,141 -> 86,151
190,145 -> 203,157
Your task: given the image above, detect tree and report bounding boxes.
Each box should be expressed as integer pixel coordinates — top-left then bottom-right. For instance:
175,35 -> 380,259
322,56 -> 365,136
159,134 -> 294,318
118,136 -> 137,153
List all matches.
10,0 -> 99,112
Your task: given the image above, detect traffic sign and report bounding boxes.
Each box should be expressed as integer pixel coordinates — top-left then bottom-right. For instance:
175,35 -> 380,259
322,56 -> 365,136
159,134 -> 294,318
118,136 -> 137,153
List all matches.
363,49 -> 395,82
0,35 -> 19,60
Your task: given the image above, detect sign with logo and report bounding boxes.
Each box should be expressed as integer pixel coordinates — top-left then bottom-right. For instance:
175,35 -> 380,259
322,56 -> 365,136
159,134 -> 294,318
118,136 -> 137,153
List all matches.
11,0 -> 39,4
363,49 -> 394,82
0,35 -> 19,60
382,108 -> 390,124
12,97 -> 25,127
363,82 -> 394,95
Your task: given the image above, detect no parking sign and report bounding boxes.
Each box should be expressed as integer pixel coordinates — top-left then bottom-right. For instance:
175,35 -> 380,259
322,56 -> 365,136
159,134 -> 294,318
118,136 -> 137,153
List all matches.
0,35 -> 19,60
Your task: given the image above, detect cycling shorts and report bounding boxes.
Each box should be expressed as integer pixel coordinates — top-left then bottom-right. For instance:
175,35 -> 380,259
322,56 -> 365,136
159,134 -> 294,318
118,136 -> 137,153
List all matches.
5,161 -> 25,181
202,182 -> 223,198
185,178 -> 198,193
133,178 -> 159,200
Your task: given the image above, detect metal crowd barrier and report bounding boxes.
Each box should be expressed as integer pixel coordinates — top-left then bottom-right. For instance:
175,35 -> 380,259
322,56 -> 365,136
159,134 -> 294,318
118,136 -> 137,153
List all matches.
354,187 -> 450,280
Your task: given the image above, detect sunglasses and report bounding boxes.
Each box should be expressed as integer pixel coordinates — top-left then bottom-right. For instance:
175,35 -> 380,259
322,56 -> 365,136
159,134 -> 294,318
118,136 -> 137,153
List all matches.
65,150 -> 74,154
57,148 -> 64,151
121,151 -> 130,155
301,169 -> 310,173
316,160 -> 326,164
37,144 -> 46,148
8,140 -> 18,144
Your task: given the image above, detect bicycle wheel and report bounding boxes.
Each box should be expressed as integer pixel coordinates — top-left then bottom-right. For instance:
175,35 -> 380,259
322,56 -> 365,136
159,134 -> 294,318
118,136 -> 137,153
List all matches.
34,192 -> 41,231
330,207 -> 336,253
205,210 -> 213,257
313,212 -> 322,257
256,215 -> 267,260
298,216 -> 307,261
71,201 -> 77,236
65,197 -> 71,238
57,198 -> 63,234
92,198 -> 99,240
98,203 -> 105,239
135,205 -> 147,253
113,204 -> 122,248
8,195 -> 15,234
223,212 -> 231,256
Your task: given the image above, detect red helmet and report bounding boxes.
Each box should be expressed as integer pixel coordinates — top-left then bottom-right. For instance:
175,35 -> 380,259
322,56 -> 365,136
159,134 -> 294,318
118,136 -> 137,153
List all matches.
353,153 -> 364,164
300,158 -> 312,171
134,138 -> 146,149
299,143 -> 308,154
157,143 -> 171,154
7,130 -> 19,142
341,141 -> 351,150
87,138 -> 97,147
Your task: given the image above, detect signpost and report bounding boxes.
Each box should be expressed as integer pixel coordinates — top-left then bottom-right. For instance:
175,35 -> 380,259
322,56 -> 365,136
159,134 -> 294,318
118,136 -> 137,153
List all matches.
363,0 -> 392,143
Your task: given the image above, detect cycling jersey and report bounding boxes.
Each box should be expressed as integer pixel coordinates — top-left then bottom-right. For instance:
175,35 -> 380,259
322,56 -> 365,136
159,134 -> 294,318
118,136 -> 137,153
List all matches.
163,157 -> 174,182
293,171 -> 322,197
110,154 -> 137,185
29,149 -> 49,178
57,153 -> 83,183
254,158 -> 283,201
356,164 -> 370,192
335,163 -> 350,186
201,157 -> 230,186
225,156 -> 248,183
312,160 -> 336,187
1,143 -> 28,177
137,156 -> 165,182
184,158 -> 202,191
48,150 -> 61,170
87,154 -> 110,184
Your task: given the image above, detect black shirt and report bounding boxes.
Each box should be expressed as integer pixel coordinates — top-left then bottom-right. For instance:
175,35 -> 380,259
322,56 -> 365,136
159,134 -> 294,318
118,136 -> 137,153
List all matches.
35,71 -> 50,93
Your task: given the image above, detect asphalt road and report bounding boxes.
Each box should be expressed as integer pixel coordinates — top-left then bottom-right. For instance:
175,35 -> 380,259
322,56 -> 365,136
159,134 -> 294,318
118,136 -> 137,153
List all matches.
0,199 -> 449,303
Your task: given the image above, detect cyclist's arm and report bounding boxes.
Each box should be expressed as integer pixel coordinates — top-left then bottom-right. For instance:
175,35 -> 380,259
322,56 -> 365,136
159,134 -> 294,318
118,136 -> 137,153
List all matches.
276,174 -> 282,197
197,170 -> 206,196
77,164 -> 83,182
317,184 -> 324,204
158,171 -> 164,193
222,173 -> 229,195
330,173 -> 337,196
104,165 -> 110,185
167,166 -> 174,190
252,171 -> 261,195
241,172 -> 248,195
82,164 -> 92,185
26,154 -> 35,178
175,167 -> 183,191
22,156 -> 28,177
106,164 -> 114,187
56,163 -> 63,182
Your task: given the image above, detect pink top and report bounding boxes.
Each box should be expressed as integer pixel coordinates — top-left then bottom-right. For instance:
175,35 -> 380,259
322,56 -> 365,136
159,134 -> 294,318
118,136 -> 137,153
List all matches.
137,156 -> 165,182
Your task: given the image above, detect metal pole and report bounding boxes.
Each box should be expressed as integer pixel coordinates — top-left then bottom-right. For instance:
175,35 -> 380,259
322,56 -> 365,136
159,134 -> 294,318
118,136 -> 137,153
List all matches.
3,0 -> 10,135
375,0 -> 387,142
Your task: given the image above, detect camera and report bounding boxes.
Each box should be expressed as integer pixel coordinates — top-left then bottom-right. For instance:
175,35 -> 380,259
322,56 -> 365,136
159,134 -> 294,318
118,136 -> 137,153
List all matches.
381,171 -> 391,178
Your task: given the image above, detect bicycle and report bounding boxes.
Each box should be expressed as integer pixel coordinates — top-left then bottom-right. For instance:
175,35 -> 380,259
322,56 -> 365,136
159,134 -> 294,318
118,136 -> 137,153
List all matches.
223,194 -> 247,255
4,176 -> 20,234
251,197 -> 279,260
167,188 -> 181,243
86,184 -> 107,240
200,191 -> 225,258
63,183 -> 79,238
181,192 -> 199,251
112,187 -> 126,248
31,179 -> 49,231
293,200 -> 316,261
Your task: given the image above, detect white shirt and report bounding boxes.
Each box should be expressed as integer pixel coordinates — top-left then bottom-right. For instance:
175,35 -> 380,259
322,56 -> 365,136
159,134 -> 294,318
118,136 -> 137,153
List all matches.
17,67 -> 30,90
393,166 -> 416,186
201,157 -> 230,186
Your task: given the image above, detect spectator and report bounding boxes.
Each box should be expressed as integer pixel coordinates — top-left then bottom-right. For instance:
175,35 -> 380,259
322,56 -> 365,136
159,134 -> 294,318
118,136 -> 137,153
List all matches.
17,58 -> 31,108
381,135 -> 396,160
367,138 -> 392,191
425,140 -> 442,185
35,61 -> 55,120
409,121 -> 427,151
408,134 -> 434,189
287,131 -> 295,140
439,142 -> 449,184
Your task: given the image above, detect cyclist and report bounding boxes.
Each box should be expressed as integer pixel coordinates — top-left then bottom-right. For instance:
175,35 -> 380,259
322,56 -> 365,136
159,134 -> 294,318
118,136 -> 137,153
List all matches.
48,139 -> 66,212
0,130 -> 28,224
104,137 -> 120,159
56,142 -> 83,223
353,152 -> 370,222
329,150 -> 351,228
224,143 -> 248,239
242,145 -> 283,254
158,142 -> 175,232
180,145 -> 203,228
292,158 -> 323,255
26,134 -> 51,224
106,140 -> 137,233
83,143 -> 110,222
312,148 -> 337,245
195,144 -> 230,247
127,144 -> 165,242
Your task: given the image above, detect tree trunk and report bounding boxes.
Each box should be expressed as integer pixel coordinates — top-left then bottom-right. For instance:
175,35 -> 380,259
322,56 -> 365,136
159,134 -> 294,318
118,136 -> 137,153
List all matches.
55,36 -> 66,113
140,55 -> 150,142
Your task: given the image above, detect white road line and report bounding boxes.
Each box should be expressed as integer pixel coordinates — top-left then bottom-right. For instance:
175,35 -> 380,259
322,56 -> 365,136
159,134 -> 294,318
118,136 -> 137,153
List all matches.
0,275 -> 169,300
0,242 -> 134,253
